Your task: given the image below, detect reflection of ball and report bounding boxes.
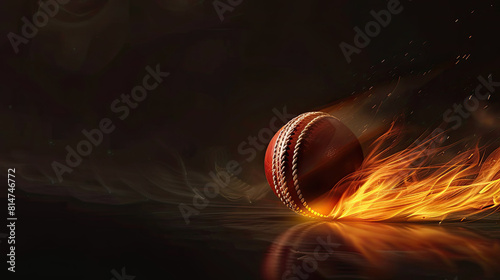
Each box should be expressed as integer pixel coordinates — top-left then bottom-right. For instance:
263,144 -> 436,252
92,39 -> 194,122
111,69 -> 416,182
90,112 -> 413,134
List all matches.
264,112 -> 364,217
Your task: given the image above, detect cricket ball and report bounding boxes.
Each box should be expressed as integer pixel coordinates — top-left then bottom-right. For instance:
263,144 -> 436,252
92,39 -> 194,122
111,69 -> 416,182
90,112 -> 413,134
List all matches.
264,112 -> 364,217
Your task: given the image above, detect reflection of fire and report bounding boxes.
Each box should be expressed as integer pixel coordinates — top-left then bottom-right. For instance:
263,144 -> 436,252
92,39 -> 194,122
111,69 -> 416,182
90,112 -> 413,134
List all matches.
263,222 -> 500,280
318,124 -> 500,222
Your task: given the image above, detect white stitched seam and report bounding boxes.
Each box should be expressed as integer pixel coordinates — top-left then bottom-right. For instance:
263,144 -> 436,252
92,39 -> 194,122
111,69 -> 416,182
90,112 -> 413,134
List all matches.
292,113 -> 330,217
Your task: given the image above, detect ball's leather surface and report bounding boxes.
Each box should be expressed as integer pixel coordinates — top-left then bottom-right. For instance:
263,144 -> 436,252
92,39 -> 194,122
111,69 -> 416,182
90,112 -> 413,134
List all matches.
264,112 -> 364,217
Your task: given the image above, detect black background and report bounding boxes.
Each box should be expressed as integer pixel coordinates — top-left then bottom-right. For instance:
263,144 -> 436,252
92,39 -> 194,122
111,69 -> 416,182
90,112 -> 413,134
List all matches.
1,0 -> 500,279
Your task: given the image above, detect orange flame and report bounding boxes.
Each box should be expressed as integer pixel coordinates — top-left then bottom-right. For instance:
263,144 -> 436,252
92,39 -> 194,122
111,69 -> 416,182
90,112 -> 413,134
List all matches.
319,124 -> 500,221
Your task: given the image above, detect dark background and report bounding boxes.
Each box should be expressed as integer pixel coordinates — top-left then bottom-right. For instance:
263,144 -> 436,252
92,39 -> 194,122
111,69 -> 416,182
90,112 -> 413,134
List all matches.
1,0 -> 500,279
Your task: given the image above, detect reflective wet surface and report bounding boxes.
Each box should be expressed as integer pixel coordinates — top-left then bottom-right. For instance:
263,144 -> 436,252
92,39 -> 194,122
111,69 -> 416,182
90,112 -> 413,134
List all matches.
14,197 -> 500,279
263,221 -> 500,280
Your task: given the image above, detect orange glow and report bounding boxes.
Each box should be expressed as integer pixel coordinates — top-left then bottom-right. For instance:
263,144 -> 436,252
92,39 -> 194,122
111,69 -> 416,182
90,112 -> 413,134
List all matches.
315,124 -> 500,221
263,221 -> 500,279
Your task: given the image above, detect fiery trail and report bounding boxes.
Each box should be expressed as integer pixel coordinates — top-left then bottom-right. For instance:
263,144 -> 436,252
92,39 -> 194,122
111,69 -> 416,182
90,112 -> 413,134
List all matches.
322,124 -> 500,221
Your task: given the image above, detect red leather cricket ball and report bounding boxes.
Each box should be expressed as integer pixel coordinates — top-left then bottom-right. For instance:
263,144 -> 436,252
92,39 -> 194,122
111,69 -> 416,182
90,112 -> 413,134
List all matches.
264,112 -> 364,217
